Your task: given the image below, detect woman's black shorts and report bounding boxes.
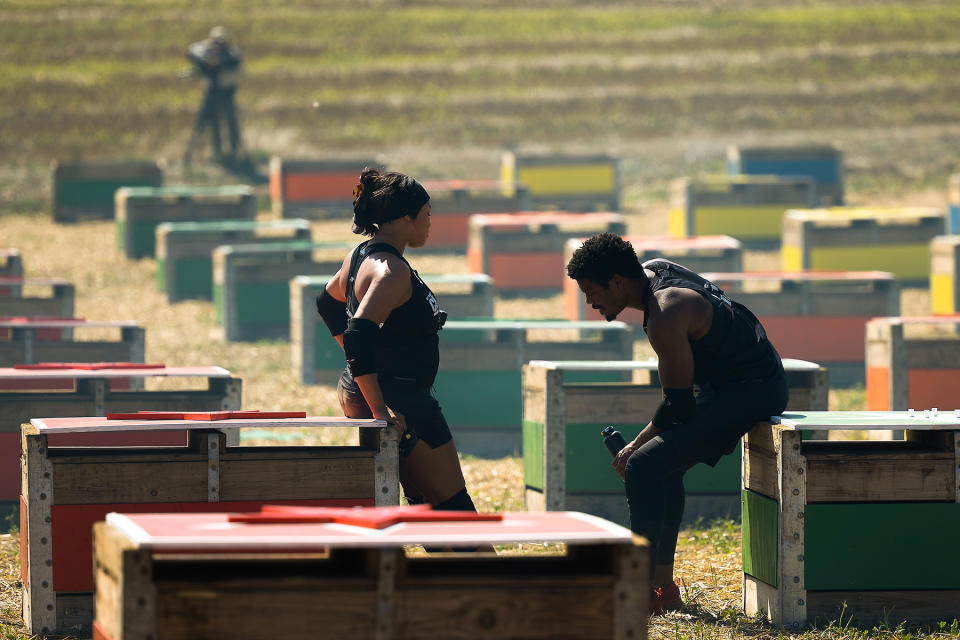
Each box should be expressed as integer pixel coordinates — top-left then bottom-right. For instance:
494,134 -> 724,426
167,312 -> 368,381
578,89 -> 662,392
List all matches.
337,369 -> 453,455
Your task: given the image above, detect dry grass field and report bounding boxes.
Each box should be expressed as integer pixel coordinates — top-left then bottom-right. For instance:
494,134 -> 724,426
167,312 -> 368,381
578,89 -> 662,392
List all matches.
3,0 -> 960,638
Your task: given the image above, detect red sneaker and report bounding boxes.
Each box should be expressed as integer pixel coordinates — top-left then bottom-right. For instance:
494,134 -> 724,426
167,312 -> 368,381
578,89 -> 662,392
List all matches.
657,580 -> 683,611
649,589 -> 664,617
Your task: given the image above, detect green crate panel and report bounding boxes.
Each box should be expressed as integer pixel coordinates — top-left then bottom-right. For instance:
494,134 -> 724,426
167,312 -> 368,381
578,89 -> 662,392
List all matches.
58,178 -> 158,206
156,257 -> 168,292
805,502 -> 960,590
313,326 -> 346,370
434,370 -> 521,428
172,258 -> 214,298
234,282 -> 290,325
522,420 -> 545,489
565,422 -> 644,493
213,283 -> 224,325
742,489 -> 778,587
564,424 -> 742,494
126,220 -> 161,257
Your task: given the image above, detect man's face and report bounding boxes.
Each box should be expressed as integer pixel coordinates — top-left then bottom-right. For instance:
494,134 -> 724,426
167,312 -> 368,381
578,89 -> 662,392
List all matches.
577,276 -> 624,321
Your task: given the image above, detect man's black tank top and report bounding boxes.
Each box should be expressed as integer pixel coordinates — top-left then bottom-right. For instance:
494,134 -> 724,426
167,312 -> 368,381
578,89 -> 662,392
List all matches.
345,241 -> 445,387
642,259 -> 782,386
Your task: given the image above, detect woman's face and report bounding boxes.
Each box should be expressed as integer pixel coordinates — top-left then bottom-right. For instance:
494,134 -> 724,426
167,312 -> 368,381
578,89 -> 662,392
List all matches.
407,201 -> 432,247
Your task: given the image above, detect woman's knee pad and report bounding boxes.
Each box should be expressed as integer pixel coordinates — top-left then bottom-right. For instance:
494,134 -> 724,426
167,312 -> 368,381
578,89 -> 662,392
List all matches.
434,487 -> 476,512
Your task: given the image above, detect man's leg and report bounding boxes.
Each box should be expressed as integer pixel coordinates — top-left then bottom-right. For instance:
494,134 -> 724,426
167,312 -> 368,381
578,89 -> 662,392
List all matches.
223,89 -> 241,156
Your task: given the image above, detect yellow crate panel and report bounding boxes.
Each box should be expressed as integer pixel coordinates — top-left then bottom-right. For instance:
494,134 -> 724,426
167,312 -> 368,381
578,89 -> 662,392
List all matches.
809,244 -> 930,280
931,272 -> 956,314
782,244 -> 803,271
517,165 -> 615,195
693,206 -> 788,239
668,208 -> 688,238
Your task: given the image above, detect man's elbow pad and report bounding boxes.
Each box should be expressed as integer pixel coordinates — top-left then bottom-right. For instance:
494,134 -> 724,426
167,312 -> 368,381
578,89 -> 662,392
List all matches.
342,317 -> 379,377
315,289 -> 348,336
651,387 -> 696,429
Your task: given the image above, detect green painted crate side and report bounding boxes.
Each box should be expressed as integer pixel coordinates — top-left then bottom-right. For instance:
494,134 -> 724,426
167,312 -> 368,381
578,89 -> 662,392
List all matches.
805,503 -> 960,590
313,324 -> 346,370
213,283 -> 224,325
433,370 -> 521,428
156,257 -> 167,292
58,178 -> 158,206
522,420 -> 544,490
235,282 -> 290,325
683,448 -> 742,494
438,329 -> 496,343
130,220 -> 159,257
115,220 -> 125,250
742,489 -> 778,587
172,258 -> 214,299
565,422 -> 644,492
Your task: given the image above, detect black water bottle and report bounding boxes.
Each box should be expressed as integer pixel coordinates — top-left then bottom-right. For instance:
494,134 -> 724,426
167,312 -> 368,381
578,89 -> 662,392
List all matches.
601,426 -> 627,457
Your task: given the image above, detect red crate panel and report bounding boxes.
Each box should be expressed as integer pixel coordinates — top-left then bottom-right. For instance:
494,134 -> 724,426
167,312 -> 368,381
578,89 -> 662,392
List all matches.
232,504 -> 502,528
49,498 -> 376,592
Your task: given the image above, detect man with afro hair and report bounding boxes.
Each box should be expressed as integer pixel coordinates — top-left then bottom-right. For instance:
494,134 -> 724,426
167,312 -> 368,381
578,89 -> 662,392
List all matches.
566,232 -> 787,614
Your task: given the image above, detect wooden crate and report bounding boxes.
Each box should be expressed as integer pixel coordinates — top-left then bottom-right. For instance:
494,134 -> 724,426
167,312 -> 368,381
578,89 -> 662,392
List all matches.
563,235 -> 743,324
742,411 -> 960,627
701,270 -> 898,386
115,185 -> 257,259
500,151 -> 621,211
0,365 -> 239,523
866,316 -> 960,411
0,318 -> 144,366
0,249 -> 23,297
213,241 -> 351,342
269,157 -> 379,219
930,235 -> 960,315
419,179 -> 529,250
20,414 -> 398,636
668,176 -> 817,244
467,212 -> 626,295
156,219 -> 312,302
727,144 -> 843,205
0,277 -> 74,318
782,207 -> 945,283
522,358 -> 828,527
948,174 -> 959,234
93,508 -> 648,640
432,320 -> 633,457
291,273 -> 496,385
52,161 -> 162,223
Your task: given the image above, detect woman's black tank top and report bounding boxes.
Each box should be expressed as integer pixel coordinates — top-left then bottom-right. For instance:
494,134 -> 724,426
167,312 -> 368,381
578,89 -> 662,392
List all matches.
642,259 -> 783,386
345,241 -> 445,387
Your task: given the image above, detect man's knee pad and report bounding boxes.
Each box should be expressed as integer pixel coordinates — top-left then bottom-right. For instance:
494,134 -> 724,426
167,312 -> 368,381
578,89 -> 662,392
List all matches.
433,487 -> 477,512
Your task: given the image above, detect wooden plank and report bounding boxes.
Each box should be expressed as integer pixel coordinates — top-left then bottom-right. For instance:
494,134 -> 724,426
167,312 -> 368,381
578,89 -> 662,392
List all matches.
543,368 -> 566,511
613,539 -> 648,640
743,574 -> 780,622
777,428 -> 806,627
807,590 -> 960,626
220,457 -> 375,501
743,422 -> 779,499
21,425 -> 55,635
805,449 -> 955,502
742,489 -> 778,586
53,460 -> 208,503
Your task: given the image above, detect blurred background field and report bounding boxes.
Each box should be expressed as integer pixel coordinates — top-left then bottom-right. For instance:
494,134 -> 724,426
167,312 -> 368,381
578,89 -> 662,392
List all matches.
3,1 -> 960,638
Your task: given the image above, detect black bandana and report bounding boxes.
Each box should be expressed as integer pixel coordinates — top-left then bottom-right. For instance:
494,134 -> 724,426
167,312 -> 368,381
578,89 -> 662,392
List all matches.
385,178 -> 430,222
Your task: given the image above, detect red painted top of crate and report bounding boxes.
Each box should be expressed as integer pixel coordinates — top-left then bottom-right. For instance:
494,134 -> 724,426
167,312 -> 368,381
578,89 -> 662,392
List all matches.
422,179 -> 503,192
470,211 -> 623,230
229,504 -> 502,528
30,415 -> 386,433
106,410 -> 306,421
105,509 -> 632,550
15,362 -> 163,370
